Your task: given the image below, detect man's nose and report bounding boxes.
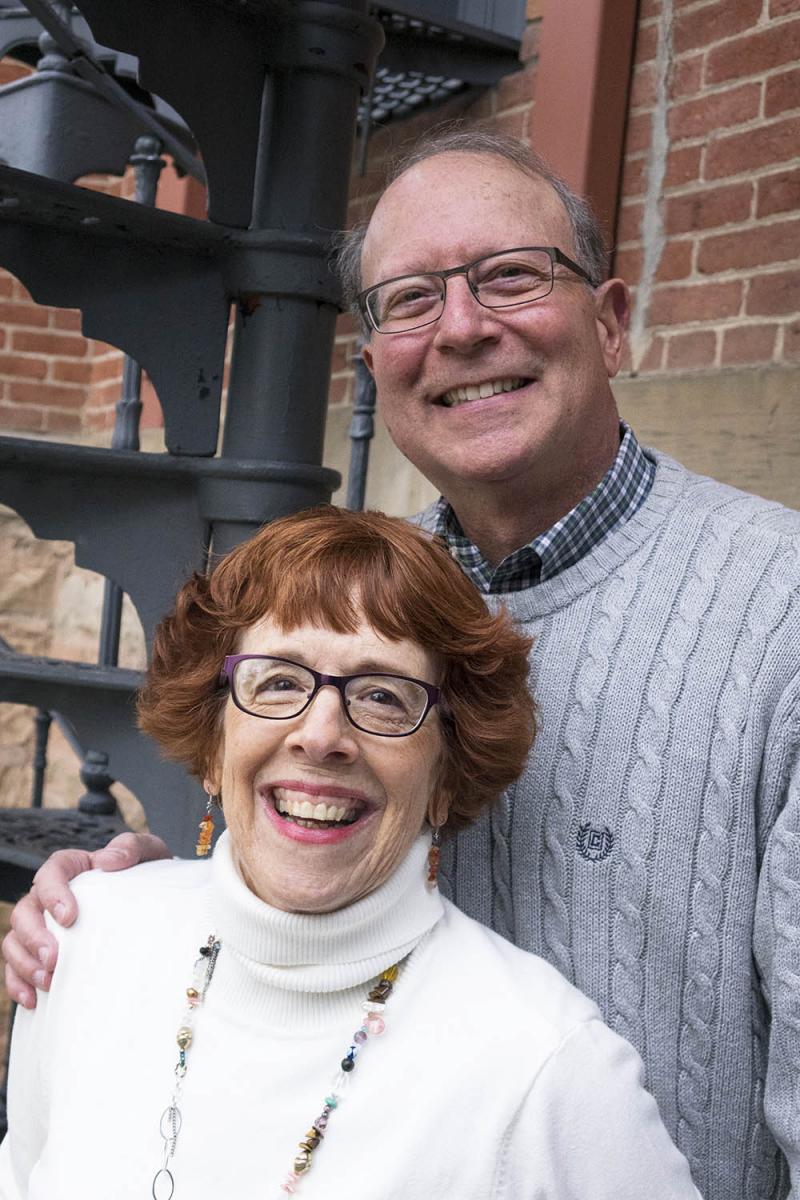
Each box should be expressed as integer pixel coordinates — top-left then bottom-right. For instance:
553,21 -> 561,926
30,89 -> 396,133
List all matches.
286,686 -> 359,762
432,274 -> 502,353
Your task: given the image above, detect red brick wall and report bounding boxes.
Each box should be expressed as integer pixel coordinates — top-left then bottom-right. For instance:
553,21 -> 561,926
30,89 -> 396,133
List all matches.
617,0 -> 800,373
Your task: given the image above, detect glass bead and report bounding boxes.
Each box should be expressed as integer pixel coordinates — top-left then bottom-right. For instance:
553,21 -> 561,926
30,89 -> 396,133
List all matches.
341,1056 -> 355,1072
366,1015 -> 385,1035
324,1096 -> 337,1109
361,1000 -> 385,1014
354,1030 -> 367,1044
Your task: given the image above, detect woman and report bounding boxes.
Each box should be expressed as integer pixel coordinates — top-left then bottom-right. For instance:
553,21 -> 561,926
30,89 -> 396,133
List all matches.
0,508 -> 700,1200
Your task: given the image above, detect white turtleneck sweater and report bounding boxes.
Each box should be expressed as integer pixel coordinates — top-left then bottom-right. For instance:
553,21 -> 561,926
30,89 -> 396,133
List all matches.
0,833 -> 699,1200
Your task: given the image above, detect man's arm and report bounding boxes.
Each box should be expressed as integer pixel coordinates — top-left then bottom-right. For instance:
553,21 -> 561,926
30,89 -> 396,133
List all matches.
2,832 -> 170,1009
753,682 -> 800,1190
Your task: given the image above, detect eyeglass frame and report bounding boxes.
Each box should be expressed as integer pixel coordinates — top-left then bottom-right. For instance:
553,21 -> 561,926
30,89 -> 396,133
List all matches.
357,245 -> 598,335
220,654 -> 443,738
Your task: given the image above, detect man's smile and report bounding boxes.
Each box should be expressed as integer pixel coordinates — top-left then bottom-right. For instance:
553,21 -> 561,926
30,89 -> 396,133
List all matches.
438,377 -> 531,407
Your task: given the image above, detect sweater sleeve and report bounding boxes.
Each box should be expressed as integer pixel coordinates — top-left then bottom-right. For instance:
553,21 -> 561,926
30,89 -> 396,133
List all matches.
753,678 -> 800,1192
0,995 -> 50,1200
498,1016 -> 702,1200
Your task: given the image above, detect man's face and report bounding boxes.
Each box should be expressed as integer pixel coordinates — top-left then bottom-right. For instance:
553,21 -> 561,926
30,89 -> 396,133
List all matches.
361,152 -> 628,501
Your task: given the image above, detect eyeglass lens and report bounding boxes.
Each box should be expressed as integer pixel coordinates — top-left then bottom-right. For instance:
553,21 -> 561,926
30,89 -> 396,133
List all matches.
232,657 -> 430,735
367,248 -> 555,332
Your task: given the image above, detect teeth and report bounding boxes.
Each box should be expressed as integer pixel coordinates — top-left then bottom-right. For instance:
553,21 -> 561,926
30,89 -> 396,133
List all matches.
441,378 -> 525,407
273,788 -> 356,824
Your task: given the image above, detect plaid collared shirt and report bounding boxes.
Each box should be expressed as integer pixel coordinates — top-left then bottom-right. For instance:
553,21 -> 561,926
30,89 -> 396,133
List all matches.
433,424 -> 655,594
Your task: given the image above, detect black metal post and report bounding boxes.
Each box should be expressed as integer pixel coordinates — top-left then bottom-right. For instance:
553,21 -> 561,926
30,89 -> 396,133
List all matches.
216,2 -> 383,555
29,708 -> 52,808
346,346 -> 376,512
99,135 -> 165,668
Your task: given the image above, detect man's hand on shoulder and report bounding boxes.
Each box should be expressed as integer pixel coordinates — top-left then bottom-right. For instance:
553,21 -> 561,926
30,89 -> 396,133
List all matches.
2,832 -> 170,1009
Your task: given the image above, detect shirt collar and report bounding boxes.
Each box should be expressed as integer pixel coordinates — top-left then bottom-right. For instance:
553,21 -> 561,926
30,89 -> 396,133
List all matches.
434,423 -> 655,594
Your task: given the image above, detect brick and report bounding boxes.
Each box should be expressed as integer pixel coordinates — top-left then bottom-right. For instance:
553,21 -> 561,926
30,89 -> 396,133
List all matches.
658,240 -> 694,282
638,333 -> 667,373
0,274 -> 13,299
11,330 -> 88,357
665,182 -> 753,235
664,145 -> 702,189
639,0 -> 662,19
698,218 -> 800,273
623,110 -> 653,156
674,0 -> 761,55
706,19 -> 800,85
331,338 -> 359,375
620,154 -> 647,199
51,360 -> 94,385
327,375 -> 350,408
42,409 -> 82,435
765,67 -> 800,117
8,381 -> 86,409
617,201 -> 643,244
783,320 -> 800,362
665,329 -> 718,369
747,269 -> 800,315
612,247 -> 644,284
630,63 -> 658,109
705,117 -> 800,178
721,323 -> 778,364
51,309 -> 83,332
757,167 -> 800,217
634,21 -> 659,64
496,65 -> 536,112
0,301 -> 49,328
668,82 -> 760,142
0,354 -> 47,380
669,55 -> 704,100
649,280 -> 742,325
770,0 -> 800,16
0,404 -> 45,433
88,355 -> 124,385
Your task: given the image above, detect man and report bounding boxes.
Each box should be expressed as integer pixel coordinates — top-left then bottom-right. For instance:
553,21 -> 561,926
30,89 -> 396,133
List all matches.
5,129 -> 800,1199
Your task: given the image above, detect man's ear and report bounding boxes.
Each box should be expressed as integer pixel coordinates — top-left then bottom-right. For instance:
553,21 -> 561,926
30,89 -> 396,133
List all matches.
361,341 -> 375,378
593,278 -> 630,379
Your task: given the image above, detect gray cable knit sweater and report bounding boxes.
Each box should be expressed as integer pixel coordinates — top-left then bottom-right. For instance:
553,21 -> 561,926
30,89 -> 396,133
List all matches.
419,450 -> 800,1200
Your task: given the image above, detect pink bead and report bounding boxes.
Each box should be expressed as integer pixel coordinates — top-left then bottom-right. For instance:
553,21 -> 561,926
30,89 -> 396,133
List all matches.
366,1015 -> 385,1035
281,1173 -> 299,1193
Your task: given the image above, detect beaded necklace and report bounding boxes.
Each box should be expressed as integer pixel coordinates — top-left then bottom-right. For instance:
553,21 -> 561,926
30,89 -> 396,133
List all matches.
150,933 -> 402,1200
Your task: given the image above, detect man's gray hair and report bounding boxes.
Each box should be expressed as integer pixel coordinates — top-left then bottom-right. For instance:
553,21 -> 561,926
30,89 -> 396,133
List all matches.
334,125 -> 610,329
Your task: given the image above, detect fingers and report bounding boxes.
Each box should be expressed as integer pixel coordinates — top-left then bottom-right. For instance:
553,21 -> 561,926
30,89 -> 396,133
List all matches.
31,848 -> 94,928
90,832 -> 171,870
3,889 -> 62,1008
4,962 -> 38,1011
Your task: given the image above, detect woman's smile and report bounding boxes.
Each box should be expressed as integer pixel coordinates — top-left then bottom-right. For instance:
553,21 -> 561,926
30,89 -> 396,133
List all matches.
260,780 -> 377,844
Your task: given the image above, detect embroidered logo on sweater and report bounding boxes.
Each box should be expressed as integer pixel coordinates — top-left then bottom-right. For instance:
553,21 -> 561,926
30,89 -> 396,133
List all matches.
576,823 -> 614,863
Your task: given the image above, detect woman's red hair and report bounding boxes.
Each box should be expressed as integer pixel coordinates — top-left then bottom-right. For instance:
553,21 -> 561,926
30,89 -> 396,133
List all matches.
138,506 -> 535,830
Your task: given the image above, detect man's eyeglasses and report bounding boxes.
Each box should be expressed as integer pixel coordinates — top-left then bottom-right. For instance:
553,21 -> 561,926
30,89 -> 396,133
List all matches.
221,655 -> 442,738
358,246 -> 596,335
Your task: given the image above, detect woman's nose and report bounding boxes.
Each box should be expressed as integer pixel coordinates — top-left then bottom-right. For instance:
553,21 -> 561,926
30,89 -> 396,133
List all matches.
285,686 -> 359,762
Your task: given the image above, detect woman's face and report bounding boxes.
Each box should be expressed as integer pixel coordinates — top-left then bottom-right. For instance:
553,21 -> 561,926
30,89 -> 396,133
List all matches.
207,610 -> 445,912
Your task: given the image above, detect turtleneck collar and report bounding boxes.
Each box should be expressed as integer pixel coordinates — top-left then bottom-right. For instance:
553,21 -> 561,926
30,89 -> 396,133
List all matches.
208,831 -> 444,1028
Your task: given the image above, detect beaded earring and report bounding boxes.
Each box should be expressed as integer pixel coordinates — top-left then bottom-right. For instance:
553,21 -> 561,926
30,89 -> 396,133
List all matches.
427,825 -> 441,888
196,792 -> 217,857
